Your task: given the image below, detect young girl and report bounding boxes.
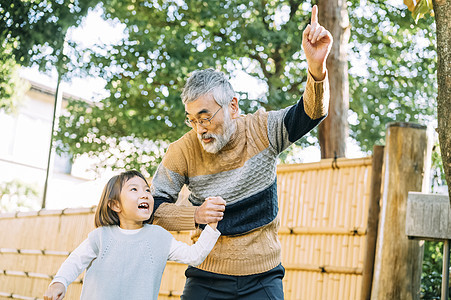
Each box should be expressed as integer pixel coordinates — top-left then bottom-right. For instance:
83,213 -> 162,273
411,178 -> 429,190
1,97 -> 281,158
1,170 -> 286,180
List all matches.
44,170 -> 221,300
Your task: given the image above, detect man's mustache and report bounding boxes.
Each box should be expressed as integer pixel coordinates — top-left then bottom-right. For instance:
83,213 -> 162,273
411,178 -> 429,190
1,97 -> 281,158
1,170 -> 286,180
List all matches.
200,133 -> 216,139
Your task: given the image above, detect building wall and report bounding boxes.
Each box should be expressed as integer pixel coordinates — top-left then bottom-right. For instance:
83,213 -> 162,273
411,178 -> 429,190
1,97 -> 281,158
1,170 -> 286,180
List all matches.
0,79 -> 94,211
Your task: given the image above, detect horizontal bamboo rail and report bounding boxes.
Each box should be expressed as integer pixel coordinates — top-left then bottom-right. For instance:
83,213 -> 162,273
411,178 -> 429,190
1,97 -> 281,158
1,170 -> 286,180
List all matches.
0,270 -> 82,284
283,264 -> 363,275
0,292 -> 42,300
0,248 -> 70,256
159,290 -> 183,297
276,157 -> 372,173
278,227 -> 366,236
0,207 -> 96,219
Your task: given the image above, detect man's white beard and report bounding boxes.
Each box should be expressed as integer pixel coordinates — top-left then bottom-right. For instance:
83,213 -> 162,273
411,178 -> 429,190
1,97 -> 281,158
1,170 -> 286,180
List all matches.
198,112 -> 236,154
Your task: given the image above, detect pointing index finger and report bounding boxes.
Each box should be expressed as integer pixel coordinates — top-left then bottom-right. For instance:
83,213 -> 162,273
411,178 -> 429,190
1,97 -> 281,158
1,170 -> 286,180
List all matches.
311,4 -> 318,25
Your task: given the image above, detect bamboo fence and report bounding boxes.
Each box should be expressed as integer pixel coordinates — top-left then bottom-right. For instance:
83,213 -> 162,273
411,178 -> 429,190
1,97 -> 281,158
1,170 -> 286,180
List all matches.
0,157 -> 373,300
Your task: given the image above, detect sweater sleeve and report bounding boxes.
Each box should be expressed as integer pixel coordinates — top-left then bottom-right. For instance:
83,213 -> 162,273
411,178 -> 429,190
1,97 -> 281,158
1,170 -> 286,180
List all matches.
50,235 -> 98,291
151,141 -> 198,231
167,225 -> 221,266
267,70 -> 330,153
153,202 -> 198,231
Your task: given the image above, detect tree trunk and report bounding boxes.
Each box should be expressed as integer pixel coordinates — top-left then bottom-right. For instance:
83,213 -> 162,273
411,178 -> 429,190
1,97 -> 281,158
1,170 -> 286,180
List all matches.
317,0 -> 350,159
432,0 -> 451,202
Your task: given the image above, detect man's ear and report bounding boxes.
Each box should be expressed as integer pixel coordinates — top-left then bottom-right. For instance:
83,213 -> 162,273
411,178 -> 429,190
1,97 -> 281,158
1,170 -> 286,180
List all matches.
230,97 -> 240,119
108,200 -> 121,213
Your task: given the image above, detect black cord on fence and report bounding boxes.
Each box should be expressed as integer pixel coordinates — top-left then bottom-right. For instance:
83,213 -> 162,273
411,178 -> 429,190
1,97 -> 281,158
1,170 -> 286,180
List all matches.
332,151 -> 340,170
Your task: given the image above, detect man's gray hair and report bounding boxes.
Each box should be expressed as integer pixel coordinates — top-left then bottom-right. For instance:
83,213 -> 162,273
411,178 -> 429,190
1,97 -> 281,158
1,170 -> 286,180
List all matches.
181,68 -> 235,106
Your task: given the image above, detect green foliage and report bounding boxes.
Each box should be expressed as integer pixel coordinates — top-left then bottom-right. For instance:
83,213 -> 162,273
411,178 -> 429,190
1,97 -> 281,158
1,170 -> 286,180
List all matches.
0,47 -> 24,114
56,0 -> 315,173
0,0 -> 101,112
57,0 -> 438,171
0,0 -> 99,73
3,0 -> 439,173
403,0 -> 434,24
431,143 -> 447,193
421,143 -> 448,299
0,179 -> 41,212
348,0 -> 437,152
420,241 -> 449,299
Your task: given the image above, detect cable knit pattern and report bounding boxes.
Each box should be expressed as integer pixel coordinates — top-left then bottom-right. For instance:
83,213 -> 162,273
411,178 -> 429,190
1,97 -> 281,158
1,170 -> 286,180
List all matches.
151,71 -> 329,275
193,216 -> 281,275
187,149 -> 277,205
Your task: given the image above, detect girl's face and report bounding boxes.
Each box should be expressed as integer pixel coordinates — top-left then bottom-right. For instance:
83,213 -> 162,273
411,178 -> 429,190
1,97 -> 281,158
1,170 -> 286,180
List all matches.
110,176 -> 154,229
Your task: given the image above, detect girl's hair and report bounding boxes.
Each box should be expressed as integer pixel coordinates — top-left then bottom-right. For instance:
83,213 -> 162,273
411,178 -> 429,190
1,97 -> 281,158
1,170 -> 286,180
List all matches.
94,170 -> 152,228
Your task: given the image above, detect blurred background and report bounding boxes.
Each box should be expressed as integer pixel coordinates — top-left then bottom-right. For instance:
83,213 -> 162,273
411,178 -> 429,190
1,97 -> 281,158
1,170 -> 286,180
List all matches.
0,0 -> 446,210
1,0 -> 449,298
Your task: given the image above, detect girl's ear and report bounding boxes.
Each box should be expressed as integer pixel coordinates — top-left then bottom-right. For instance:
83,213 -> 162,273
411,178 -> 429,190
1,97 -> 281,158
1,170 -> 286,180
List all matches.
108,199 -> 121,213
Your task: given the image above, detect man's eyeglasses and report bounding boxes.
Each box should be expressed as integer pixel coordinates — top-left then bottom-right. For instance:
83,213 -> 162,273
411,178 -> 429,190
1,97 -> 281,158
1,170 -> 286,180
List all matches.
185,107 -> 222,128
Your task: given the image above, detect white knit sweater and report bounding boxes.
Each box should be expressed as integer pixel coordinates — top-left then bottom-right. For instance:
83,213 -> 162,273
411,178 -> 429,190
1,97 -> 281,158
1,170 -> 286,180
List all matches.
51,224 -> 220,300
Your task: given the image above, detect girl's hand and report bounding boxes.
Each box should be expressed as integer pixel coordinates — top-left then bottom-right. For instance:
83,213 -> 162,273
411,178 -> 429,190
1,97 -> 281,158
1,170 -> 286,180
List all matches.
44,282 -> 66,300
208,222 -> 218,230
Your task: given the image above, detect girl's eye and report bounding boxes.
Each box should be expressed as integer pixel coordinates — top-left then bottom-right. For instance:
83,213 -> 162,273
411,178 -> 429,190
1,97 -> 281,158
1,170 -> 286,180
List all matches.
146,188 -> 151,193
131,188 -> 137,191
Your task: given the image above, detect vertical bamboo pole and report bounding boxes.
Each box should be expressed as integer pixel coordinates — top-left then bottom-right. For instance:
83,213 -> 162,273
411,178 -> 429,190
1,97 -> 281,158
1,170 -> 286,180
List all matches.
42,73 -> 63,208
371,122 -> 430,300
360,145 -> 384,300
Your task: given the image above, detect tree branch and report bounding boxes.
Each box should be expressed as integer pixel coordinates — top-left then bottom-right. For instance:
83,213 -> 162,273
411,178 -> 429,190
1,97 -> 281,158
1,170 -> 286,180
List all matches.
288,76 -> 307,93
249,53 -> 272,79
260,0 -> 271,31
288,0 -> 302,20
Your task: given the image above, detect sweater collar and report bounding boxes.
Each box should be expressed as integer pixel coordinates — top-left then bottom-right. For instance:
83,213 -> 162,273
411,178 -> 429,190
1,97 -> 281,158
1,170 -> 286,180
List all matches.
218,118 -> 241,152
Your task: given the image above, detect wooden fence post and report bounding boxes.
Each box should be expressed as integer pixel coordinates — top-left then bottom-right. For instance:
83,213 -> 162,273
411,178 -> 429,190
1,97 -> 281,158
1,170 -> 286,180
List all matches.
370,122 -> 430,300
361,145 -> 384,300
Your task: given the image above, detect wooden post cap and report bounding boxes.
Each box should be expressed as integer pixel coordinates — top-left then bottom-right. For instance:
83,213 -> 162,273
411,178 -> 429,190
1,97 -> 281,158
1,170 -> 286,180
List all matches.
386,122 -> 427,130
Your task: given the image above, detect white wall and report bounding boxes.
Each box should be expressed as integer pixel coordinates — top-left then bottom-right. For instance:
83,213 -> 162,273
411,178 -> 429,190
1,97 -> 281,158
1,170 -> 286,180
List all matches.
0,80 -> 106,211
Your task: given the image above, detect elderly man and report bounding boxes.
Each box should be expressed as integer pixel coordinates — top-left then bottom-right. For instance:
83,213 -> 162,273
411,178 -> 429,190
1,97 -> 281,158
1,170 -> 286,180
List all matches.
151,5 -> 332,299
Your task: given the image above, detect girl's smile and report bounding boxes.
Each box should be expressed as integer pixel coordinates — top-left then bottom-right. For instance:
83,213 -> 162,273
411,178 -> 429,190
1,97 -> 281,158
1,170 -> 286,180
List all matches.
110,176 -> 154,230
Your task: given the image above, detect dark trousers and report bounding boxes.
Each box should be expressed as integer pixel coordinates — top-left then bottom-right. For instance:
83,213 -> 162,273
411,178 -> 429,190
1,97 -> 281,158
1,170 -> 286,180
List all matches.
181,264 -> 285,300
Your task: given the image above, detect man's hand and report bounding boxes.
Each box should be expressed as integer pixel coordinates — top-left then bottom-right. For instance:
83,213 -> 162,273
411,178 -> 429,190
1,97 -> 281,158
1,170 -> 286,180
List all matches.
195,196 -> 226,225
302,5 -> 333,81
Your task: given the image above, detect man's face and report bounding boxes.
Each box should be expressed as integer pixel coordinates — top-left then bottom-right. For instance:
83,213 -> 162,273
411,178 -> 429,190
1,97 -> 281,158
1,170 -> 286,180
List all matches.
185,94 -> 235,154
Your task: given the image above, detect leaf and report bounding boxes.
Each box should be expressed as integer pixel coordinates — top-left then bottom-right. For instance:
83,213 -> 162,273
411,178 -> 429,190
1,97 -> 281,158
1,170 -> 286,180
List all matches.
426,0 -> 435,16
413,0 -> 433,23
403,0 -> 416,12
